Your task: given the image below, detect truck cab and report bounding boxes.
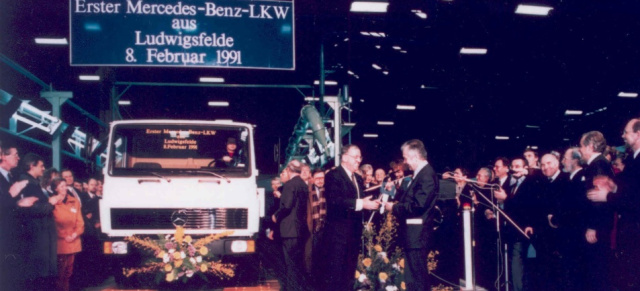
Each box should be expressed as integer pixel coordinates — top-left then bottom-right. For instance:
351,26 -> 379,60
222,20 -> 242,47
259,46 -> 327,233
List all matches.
99,119 -> 263,285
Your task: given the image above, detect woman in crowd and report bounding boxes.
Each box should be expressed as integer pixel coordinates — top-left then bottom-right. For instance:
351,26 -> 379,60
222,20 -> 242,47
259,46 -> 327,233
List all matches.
51,178 -> 84,291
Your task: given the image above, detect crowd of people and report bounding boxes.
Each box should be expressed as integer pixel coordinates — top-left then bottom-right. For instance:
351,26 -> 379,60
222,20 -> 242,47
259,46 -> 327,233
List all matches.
262,140 -> 439,291
0,141 -> 107,291
260,117 -> 640,291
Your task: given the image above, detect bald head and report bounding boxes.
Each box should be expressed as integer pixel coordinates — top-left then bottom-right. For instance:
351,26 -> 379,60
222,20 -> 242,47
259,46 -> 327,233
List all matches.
541,153 -> 560,178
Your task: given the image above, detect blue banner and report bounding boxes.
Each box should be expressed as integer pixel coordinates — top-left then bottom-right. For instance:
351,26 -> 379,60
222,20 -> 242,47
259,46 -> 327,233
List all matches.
70,0 -> 294,70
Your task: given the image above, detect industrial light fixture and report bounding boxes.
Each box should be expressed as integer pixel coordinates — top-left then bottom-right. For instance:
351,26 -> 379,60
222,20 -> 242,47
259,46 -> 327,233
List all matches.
396,105 -> 416,110
118,100 -> 131,106
372,64 -> 382,70
377,121 -> 394,125
392,46 -> 402,50
360,31 -> 371,36
347,70 -> 355,75
460,47 -> 488,55
79,75 -> 100,81
382,71 -> 389,75
199,77 -> 224,83
618,92 -> 638,98
363,133 -> 379,138
208,101 -> 229,107
515,4 -> 553,16
350,1 -> 389,13
525,125 -> 540,129
34,38 -> 68,45
564,110 -> 583,115
495,136 -> 509,140
314,80 -> 338,86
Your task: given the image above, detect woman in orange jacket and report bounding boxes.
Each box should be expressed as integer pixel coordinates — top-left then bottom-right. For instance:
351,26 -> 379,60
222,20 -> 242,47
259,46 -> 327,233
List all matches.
51,178 -> 84,291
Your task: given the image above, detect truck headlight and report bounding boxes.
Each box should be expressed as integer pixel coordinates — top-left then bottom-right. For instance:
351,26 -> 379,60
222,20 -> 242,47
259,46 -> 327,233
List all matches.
104,241 -> 128,254
230,240 -> 255,253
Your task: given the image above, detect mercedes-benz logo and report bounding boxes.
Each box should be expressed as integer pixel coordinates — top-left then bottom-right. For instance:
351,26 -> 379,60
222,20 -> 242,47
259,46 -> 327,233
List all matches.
171,209 -> 188,227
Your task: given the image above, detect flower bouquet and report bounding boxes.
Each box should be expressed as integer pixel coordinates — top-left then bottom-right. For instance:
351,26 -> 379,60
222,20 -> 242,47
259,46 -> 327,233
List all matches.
123,227 -> 236,285
356,212 -> 405,291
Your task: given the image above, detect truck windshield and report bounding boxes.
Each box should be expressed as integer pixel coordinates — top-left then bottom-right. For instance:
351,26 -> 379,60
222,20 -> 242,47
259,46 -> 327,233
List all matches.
109,124 -> 251,177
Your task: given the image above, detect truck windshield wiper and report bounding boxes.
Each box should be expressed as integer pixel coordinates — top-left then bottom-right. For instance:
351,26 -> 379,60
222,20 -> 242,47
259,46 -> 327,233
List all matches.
149,171 -> 171,183
187,170 -> 230,183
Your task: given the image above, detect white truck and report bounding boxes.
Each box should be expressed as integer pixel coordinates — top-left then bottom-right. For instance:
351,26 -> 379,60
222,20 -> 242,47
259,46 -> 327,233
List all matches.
99,119 -> 264,286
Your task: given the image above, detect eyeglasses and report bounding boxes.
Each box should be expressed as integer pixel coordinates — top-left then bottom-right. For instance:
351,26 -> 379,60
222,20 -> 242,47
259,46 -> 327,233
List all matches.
345,154 -> 363,161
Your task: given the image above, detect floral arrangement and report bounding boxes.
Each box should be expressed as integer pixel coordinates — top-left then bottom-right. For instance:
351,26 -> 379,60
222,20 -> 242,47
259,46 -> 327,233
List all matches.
123,227 -> 236,284
356,212 -> 405,291
355,212 -> 452,291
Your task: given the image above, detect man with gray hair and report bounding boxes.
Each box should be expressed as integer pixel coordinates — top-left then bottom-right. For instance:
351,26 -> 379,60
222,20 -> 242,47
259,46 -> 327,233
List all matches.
272,159 -> 311,290
384,139 -> 439,291
562,147 -> 584,182
579,130 -> 615,291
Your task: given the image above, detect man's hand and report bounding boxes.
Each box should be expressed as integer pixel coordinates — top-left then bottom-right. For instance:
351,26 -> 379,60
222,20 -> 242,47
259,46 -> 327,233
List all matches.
48,195 -> 62,205
494,188 -> 507,202
524,227 -> 534,236
442,172 -> 452,180
547,214 -> 558,228
267,230 -> 274,240
17,196 -> 38,207
588,176 -> 616,202
586,229 -> 597,244
273,190 -> 281,198
8,180 -> 28,198
484,209 -> 495,220
362,196 -> 380,210
384,201 -> 395,212
272,214 -> 277,223
384,183 -> 394,191
222,156 -> 232,162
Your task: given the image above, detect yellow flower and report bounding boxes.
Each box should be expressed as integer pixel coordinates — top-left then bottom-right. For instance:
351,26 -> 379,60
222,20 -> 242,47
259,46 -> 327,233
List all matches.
355,271 -> 360,279
363,258 -> 372,268
200,264 -> 208,272
175,259 -> 183,268
199,247 -> 209,256
374,245 -> 382,252
166,272 -> 174,282
157,251 -> 166,258
164,264 -> 172,272
398,258 -> 405,268
175,227 -> 184,245
378,272 -> 388,281
401,281 -> 406,290
173,252 -> 182,260
185,235 -> 193,244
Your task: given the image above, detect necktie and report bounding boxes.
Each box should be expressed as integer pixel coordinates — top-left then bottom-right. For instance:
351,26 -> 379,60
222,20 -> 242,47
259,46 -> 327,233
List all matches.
352,174 -> 360,198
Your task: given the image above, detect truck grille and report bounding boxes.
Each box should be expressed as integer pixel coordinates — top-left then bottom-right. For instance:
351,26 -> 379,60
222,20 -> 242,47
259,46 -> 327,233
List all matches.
110,208 -> 248,230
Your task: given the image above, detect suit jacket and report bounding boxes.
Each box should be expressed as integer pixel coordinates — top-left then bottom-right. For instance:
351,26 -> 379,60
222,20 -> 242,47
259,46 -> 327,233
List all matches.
0,172 -> 19,253
392,163 -> 439,249
609,154 -> 640,221
16,173 -> 57,279
503,175 -> 541,242
274,175 -> 309,239
324,165 -> 365,243
583,155 -> 614,240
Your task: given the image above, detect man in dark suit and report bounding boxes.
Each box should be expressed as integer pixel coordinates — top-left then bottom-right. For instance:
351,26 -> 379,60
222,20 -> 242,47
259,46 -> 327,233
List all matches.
578,131 -> 615,291
0,143 -> 29,291
384,139 -> 439,291
318,145 -> 380,291
502,157 -> 540,291
273,160 -> 311,291
588,119 -> 640,291
537,153 -> 571,290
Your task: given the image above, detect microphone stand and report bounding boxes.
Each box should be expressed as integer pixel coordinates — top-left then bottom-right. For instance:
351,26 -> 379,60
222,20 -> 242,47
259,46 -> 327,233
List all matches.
450,174 -> 529,291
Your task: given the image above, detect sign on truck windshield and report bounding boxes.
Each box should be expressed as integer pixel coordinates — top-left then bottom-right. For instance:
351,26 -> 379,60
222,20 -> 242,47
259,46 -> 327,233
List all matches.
109,124 -> 250,176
